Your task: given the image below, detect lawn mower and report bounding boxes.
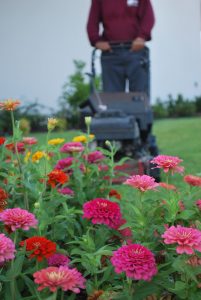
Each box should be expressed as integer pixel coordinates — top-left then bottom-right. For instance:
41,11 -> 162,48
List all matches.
79,49 -> 160,182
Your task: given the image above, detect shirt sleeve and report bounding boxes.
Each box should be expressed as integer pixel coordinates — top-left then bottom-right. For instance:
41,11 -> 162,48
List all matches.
87,0 -> 102,46
137,0 -> 155,41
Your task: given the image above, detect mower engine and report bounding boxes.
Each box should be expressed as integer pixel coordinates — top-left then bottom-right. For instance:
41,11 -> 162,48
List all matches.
79,91 -> 160,182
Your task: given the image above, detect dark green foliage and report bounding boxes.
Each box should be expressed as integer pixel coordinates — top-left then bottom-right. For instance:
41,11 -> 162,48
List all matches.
152,94 -> 200,119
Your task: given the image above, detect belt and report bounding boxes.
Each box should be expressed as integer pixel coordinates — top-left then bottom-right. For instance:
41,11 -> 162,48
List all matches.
110,42 -> 132,48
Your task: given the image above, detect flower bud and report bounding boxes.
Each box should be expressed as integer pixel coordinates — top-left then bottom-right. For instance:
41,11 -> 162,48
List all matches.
105,140 -> 112,148
47,118 -> 58,131
85,116 -> 92,126
34,202 -> 40,209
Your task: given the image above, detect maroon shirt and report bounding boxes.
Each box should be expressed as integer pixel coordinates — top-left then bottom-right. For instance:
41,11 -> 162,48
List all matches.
87,0 -> 155,46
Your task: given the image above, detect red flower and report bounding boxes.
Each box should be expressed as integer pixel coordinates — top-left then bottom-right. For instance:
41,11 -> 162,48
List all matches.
0,188 -> 8,212
0,137 -> 6,146
5,142 -> 25,153
20,236 -> 56,261
109,189 -> 121,200
184,175 -> 201,187
47,170 -> 69,188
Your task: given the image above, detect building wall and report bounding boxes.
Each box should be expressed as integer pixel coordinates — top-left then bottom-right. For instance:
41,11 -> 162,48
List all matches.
0,0 -> 201,109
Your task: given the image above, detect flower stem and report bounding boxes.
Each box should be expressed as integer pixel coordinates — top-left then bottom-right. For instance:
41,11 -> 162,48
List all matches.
53,290 -> 58,300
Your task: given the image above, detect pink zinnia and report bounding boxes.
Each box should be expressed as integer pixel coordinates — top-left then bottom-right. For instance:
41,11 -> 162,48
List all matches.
124,174 -> 159,192
111,244 -> 157,281
58,187 -> 74,196
84,151 -> 105,164
33,266 -> 85,293
47,253 -> 70,267
83,198 -> 122,229
60,142 -> 84,153
22,137 -> 38,145
184,175 -> 201,187
151,155 -> 184,174
196,199 -> 201,210
55,157 -> 74,170
162,225 -> 201,255
0,208 -> 38,232
0,233 -> 16,263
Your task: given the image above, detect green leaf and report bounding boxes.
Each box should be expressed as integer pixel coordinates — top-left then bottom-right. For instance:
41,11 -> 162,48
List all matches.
22,275 -> 42,300
177,210 -> 195,220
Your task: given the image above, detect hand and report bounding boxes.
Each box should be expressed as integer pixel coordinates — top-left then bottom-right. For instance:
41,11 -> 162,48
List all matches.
131,37 -> 145,51
95,41 -> 112,51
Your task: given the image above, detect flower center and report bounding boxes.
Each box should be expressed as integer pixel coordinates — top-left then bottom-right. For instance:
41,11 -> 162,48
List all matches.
48,271 -> 64,281
33,242 -> 41,248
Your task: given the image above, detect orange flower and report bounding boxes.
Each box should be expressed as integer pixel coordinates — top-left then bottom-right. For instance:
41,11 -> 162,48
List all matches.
0,99 -> 20,111
159,182 -> 177,191
47,169 -> 69,188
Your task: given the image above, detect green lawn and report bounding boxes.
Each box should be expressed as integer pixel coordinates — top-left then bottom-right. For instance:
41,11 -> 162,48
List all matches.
34,117 -> 201,175
153,117 -> 201,174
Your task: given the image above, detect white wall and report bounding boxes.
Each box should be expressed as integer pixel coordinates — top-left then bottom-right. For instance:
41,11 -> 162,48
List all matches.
0,0 -> 201,110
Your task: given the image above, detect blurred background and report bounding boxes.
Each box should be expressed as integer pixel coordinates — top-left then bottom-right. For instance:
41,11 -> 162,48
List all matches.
0,0 -> 201,111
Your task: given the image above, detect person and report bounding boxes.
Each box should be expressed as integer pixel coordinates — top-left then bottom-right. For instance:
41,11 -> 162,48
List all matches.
86,0 -> 155,96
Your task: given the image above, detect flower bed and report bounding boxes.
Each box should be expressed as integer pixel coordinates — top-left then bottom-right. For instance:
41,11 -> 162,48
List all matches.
0,99 -> 201,300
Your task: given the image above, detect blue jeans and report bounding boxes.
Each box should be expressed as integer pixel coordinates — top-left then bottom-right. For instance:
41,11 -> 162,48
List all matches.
101,45 -> 150,97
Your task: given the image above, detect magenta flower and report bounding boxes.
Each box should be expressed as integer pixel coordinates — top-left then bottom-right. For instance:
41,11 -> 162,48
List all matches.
83,198 -> 122,229
0,208 -> 38,232
55,157 -> 74,170
196,199 -> 201,210
115,218 -> 133,240
58,187 -> 74,196
60,142 -> 84,153
47,253 -> 70,267
33,266 -> 86,293
124,174 -> 159,192
0,233 -> 16,263
151,155 -> 184,174
84,151 -> 105,164
111,244 -> 157,281
162,225 -> 201,254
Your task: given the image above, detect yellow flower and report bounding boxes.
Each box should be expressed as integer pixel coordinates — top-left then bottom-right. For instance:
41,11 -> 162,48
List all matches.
47,118 -> 58,131
73,135 -> 87,143
0,99 -> 21,111
24,151 -> 31,163
89,134 -> 95,140
73,134 -> 95,143
32,151 -> 46,162
48,138 -> 65,146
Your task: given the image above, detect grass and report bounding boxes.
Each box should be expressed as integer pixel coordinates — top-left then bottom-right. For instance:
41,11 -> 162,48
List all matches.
34,117 -> 201,175
153,117 -> 201,174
